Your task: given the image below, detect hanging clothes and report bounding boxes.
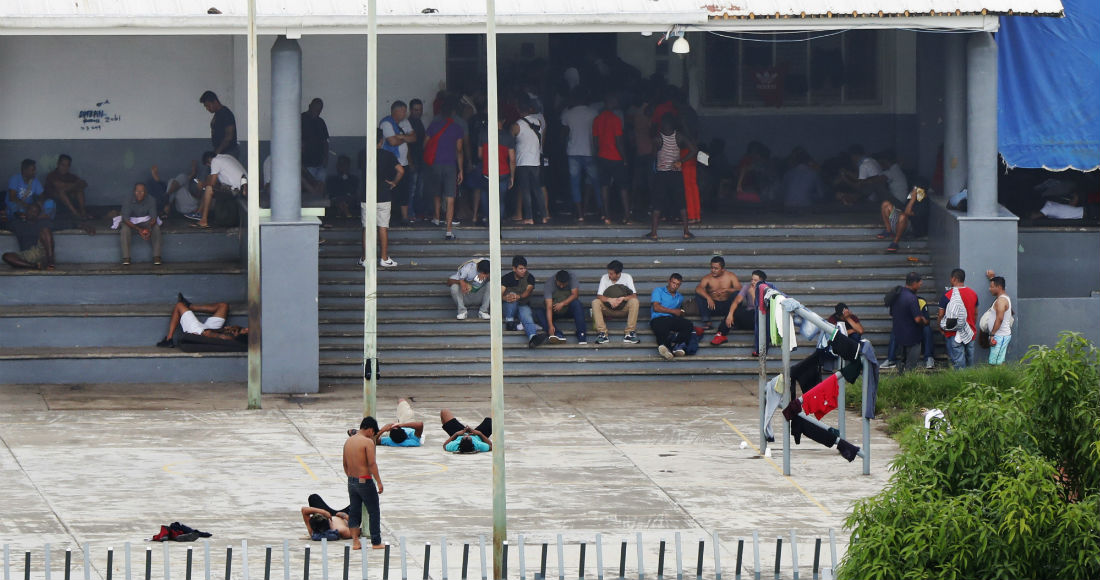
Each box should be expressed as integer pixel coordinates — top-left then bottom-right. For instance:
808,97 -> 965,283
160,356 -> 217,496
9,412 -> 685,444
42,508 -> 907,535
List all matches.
789,350 -> 824,396
782,397 -> 803,421
801,373 -> 840,419
836,439 -> 860,462
762,373 -> 785,442
791,415 -> 839,447
829,331 -> 860,361
770,295 -> 798,350
857,338 -> 880,418
840,359 -> 862,384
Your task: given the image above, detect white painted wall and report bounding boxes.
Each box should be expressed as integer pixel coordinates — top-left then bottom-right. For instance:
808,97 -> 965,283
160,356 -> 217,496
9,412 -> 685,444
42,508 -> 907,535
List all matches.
0,35 -> 233,140
0,34 -> 447,140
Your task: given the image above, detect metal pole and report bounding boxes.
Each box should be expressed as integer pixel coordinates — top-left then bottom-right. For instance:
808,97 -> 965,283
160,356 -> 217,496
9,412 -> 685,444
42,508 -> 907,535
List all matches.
781,307 -> 791,476
485,3 -> 507,579
245,0 -> 262,408
362,0 -> 379,418
836,375 -> 846,441
862,350 -> 872,475
943,34 -> 968,199
757,308 -> 767,453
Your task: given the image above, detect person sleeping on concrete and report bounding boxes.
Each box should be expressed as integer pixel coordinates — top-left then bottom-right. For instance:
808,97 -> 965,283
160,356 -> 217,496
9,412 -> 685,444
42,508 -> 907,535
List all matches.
155,293 -> 247,348
300,493 -> 354,541
439,409 -> 492,453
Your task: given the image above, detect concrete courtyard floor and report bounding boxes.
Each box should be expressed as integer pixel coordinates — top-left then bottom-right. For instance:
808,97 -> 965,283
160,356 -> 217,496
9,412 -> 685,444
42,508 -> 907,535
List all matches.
0,380 -> 899,579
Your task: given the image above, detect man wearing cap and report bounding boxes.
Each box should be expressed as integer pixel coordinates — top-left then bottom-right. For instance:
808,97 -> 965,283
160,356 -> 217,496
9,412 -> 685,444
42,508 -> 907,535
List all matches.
890,272 -> 929,373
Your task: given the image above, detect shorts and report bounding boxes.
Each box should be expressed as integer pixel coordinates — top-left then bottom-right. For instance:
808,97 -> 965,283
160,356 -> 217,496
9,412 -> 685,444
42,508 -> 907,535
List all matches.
442,417 -> 492,438
15,243 -> 46,265
361,202 -> 392,229
597,158 -> 628,189
424,164 -> 459,199
180,310 -> 226,335
888,207 -> 901,232
651,170 -> 686,214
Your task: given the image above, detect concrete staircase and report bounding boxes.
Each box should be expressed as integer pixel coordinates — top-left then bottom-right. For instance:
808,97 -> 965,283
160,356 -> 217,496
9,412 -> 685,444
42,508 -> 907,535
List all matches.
316,223 -> 933,385
0,226 -> 247,384
1,220 -> 934,387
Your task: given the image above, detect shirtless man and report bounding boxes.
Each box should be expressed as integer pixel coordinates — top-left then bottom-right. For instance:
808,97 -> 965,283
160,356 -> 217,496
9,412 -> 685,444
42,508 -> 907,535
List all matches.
300,505 -> 352,540
694,256 -> 741,330
44,154 -> 91,220
342,417 -> 384,550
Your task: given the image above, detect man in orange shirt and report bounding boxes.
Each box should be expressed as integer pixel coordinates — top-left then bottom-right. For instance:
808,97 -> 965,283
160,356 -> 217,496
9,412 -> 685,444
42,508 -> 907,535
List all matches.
592,93 -> 632,224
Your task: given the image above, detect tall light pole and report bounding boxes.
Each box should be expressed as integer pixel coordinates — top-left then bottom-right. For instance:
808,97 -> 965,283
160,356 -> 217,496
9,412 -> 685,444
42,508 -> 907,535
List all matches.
362,0 -> 379,418
245,0 -> 262,409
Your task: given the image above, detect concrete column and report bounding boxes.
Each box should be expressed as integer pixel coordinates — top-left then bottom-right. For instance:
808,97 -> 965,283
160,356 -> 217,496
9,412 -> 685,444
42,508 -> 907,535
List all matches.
966,32 -> 998,217
271,36 -> 302,222
943,34 -> 967,199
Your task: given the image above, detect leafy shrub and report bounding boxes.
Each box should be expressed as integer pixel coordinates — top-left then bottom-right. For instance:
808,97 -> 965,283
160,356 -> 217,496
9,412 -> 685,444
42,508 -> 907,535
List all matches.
838,333 -> 1100,580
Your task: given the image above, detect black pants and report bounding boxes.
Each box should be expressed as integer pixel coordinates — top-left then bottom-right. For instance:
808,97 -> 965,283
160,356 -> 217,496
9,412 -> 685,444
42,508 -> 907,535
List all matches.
514,166 -> 545,221
717,306 -> 755,334
308,493 -> 350,517
694,295 -> 733,325
650,315 -> 694,348
442,416 -> 493,438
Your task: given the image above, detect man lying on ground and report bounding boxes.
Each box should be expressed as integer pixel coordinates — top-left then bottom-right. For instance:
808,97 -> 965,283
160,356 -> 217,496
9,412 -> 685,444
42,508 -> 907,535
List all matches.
155,293 -> 247,347
440,409 -> 492,453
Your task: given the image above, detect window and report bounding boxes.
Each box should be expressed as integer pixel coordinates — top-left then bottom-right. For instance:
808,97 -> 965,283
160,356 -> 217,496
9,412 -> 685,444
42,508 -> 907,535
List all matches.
702,30 -> 881,108
446,35 -> 486,93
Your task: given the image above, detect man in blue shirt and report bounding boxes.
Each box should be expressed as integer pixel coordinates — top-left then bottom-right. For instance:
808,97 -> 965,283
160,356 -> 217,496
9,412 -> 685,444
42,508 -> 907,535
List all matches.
377,398 -> 424,447
440,409 -> 492,453
890,272 -> 929,373
3,159 -> 57,269
649,273 -> 697,361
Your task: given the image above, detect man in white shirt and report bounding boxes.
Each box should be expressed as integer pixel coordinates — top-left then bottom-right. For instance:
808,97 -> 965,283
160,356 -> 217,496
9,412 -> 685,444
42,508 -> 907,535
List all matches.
380,100 -> 417,223
591,259 -> 641,345
193,150 -> 246,228
446,258 -> 492,320
512,96 -> 547,224
836,144 -> 887,204
560,90 -> 600,222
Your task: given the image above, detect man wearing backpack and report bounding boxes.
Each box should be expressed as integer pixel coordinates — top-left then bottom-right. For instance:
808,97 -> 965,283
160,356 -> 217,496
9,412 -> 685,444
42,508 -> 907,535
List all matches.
889,272 -> 929,374
192,151 -> 246,229
424,99 -> 465,240
511,96 -> 548,225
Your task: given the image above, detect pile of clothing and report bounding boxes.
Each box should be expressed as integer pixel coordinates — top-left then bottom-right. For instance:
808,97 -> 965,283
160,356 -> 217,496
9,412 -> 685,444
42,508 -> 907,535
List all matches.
151,522 -> 212,542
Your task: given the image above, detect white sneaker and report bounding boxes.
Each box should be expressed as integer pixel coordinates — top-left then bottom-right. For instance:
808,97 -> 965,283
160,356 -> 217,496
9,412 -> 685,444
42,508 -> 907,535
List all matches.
379,257 -> 398,268
658,345 -> 674,360
925,357 -> 935,370
478,311 -> 491,320
456,310 -> 468,320
356,258 -> 366,268
431,219 -> 444,226
880,360 -> 896,369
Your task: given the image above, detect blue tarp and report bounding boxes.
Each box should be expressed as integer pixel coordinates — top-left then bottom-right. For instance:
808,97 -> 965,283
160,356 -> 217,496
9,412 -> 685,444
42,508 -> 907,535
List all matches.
998,0 -> 1100,171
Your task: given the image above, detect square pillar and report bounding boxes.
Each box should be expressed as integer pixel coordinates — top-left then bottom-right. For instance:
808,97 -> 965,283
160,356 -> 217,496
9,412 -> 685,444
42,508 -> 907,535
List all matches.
260,217 -> 320,393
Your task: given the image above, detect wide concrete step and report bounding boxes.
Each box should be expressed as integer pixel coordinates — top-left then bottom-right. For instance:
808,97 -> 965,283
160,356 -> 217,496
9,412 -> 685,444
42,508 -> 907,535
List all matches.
0,304 -> 247,348
0,347 -> 245,384
0,227 -> 242,264
321,237 -> 929,255
0,262 -> 246,306
320,254 -> 930,270
320,223 -> 897,241
319,267 -> 933,285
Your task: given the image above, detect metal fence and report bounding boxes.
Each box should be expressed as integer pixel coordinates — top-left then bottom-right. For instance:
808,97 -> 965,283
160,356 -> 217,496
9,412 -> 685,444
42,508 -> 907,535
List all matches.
2,530 -> 840,580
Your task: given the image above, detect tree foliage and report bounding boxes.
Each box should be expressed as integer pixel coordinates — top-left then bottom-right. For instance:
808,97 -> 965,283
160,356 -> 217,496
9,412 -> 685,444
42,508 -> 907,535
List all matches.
838,333 -> 1100,580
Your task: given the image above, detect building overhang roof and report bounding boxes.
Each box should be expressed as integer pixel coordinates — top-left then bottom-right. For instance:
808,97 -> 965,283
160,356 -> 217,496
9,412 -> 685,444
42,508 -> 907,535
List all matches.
0,0 -> 1063,35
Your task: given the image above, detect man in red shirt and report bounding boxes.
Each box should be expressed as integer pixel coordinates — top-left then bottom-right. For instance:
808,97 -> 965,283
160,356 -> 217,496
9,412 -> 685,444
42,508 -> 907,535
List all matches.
938,268 -> 979,368
592,94 -> 632,224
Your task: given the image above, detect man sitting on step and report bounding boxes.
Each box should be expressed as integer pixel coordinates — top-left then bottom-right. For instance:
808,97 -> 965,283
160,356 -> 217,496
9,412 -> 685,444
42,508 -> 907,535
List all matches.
649,273 -> 697,360
544,269 -> 588,345
156,293 -> 247,347
447,258 -> 492,320
591,259 -> 641,345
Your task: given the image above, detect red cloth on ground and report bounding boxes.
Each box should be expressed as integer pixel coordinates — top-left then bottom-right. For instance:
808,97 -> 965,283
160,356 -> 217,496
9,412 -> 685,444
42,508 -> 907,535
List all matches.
801,374 -> 840,419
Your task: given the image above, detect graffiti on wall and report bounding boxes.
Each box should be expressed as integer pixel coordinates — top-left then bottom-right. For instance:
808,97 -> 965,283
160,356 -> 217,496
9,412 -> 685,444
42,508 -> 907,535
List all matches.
77,99 -> 122,131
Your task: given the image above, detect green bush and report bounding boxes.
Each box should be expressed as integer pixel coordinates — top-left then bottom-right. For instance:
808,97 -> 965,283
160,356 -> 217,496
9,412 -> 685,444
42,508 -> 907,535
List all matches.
838,333 -> 1100,580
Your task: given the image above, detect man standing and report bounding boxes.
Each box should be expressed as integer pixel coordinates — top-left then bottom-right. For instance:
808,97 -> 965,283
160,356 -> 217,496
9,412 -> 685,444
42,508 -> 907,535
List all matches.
360,130 -> 403,268
44,154 -> 91,220
544,269 -> 587,344
301,98 -> 330,197
424,100 -> 465,240
342,418 -> 384,551
199,91 -> 239,158
938,268 -> 979,369
649,273 -> 696,360
890,272 -> 929,373
592,259 -> 640,345
592,93 -> 631,224
406,99 -> 427,222
512,96 -> 547,224
694,256 -> 741,331
118,183 -> 163,266
647,114 -> 695,240
560,90 -> 600,222
447,258 -> 491,320
192,151 -> 246,229
501,255 -> 546,348
381,101 -> 417,223
985,274 -> 1014,365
